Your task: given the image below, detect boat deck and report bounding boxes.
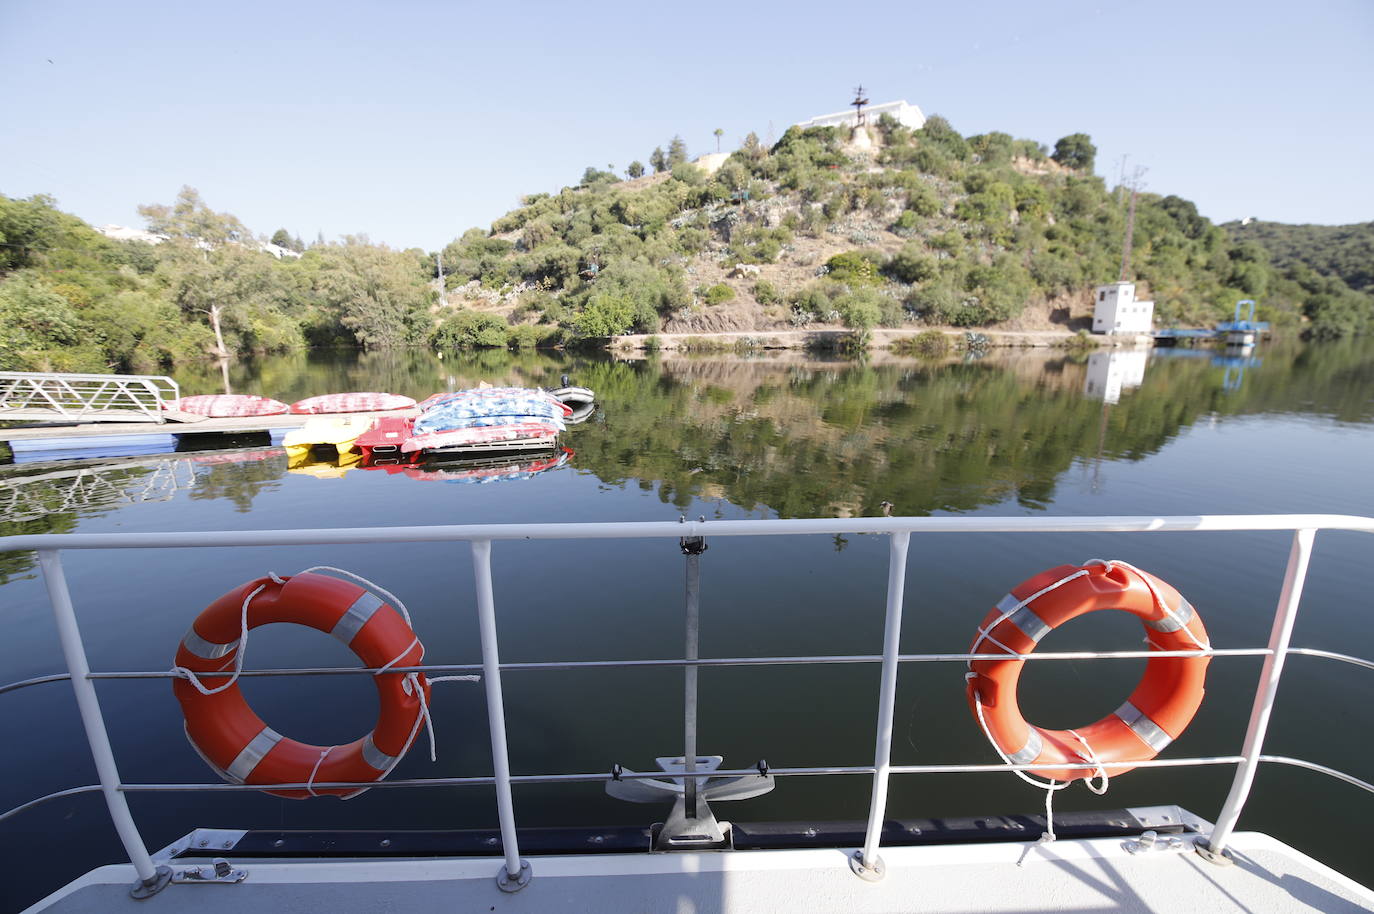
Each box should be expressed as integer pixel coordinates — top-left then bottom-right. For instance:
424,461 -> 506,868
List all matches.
28,832 -> 1374,913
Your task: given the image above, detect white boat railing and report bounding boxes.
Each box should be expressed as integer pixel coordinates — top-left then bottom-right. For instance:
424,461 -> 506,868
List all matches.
0,370 -> 180,422
2,513 -> 1373,897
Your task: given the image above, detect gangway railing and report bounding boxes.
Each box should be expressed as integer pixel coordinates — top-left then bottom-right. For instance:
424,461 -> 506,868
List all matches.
1,513 -> 1373,899
0,371 -> 180,423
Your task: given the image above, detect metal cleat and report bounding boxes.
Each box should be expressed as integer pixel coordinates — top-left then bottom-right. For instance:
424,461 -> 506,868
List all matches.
171,857 -> 247,885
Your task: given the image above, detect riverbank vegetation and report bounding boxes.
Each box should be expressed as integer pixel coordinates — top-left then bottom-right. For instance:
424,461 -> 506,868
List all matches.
3,117 -> 1370,371
0,188 -> 439,372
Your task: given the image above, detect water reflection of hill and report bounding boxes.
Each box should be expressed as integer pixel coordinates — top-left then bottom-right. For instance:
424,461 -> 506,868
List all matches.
3,339 -> 1369,564
569,337 -> 1374,518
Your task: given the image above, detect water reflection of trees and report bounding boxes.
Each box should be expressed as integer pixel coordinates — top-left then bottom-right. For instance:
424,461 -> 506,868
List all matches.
174,348 -> 578,403
0,452 -> 290,581
565,337 -> 1374,518
187,452 -> 288,513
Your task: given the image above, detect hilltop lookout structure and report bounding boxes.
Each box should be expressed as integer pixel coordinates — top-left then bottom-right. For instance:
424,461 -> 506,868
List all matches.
794,99 -> 926,131
1092,282 -> 1154,335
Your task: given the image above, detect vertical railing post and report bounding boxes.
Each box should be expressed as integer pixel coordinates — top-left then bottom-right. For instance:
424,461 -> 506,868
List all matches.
852,531 -> 911,880
683,546 -> 701,818
39,550 -> 170,898
1200,527 -> 1316,862
470,539 -> 530,892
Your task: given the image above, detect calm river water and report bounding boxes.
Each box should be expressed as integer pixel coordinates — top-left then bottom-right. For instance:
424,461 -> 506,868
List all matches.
3,338 -> 1373,909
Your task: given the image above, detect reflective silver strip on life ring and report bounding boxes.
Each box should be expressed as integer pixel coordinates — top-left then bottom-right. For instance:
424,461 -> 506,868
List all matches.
330,592 -> 384,646
181,627 -> 240,660
1007,727 -> 1043,765
996,593 -> 1051,643
1116,701 -> 1172,752
361,733 -> 396,771
1143,597 -> 1195,633
225,726 -> 283,783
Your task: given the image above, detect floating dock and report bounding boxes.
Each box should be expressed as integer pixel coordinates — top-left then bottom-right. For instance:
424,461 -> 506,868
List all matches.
1152,299 -> 1270,344
1,410 -> 419,463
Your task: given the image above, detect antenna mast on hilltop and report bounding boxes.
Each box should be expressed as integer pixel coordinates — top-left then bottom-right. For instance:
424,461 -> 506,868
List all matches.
1119,165 -> 1148,281
851,85 -> 870,126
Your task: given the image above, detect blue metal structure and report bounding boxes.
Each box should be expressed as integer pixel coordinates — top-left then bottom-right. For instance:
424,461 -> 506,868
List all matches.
1215,299 -> 1270,334
1153,299 -> 1270,341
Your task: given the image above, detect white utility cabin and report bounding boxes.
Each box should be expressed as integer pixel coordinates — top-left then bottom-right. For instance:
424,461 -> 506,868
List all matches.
1092,282 -> 1154,334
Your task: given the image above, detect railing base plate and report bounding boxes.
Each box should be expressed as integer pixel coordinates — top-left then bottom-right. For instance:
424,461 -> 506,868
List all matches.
1193,838 -> 1235,866
497,860 -> 531,893
848,851 -> 885,882
129,865 -> 172,899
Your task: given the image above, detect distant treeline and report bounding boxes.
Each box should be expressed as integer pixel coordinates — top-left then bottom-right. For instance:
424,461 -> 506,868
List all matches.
3,118 -> 1371,372
1223,219 -> 1374,296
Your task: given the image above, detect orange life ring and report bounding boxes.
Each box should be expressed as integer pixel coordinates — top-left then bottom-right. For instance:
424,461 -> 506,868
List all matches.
966,561 -> 1209,781
172,572 -> 430,798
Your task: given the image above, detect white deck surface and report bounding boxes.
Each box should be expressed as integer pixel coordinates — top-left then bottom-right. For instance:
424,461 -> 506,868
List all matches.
26,832 -> 1374,914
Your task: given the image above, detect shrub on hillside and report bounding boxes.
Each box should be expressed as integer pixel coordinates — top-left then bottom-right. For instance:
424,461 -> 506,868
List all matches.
906,184 -> 941,217
892,211 -> 922,234
884,245 -> 936,284
572,292 -> 637,338
833,287 -> 882,330
702,283 -> 735,306
507,323 -> 562,349
671,163 -> 706,186
730,225 -> 792,264
824,250 -> 883,286
431,310 -> 509,349
752,279 -> 781,305
916,115 -> 970,161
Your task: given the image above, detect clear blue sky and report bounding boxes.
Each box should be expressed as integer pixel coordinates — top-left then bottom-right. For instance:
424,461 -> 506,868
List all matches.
3,0 -> 1370,250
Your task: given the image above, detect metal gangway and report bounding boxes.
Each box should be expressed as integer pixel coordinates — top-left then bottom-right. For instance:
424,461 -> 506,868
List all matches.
0,371 -> 180,423
2,514 -> 1373,900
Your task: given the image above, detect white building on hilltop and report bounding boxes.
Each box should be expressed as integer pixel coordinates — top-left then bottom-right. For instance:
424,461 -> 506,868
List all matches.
96,224 -> 167,245
94,224 -> 300,258
1092,281 -> 1154,335
794,99 -> 925,131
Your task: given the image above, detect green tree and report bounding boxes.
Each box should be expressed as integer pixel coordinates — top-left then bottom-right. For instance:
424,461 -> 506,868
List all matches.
626,160 -> 645,179
713,128 -> 724,153
270,228 -> 293,248
0,273 -> 94,369
1051,133 -> 1097,171
139,186 -> 249,247
573,291 -> 637,337
668,135 -> 688,166
650,147 -> 668,173
580,165 -> 617,186
138,186 -> 254,357
314,237 -> 431,349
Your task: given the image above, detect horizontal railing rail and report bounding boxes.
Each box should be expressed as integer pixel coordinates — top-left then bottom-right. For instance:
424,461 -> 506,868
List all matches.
0,370 -> 180,423
2,513 -> 1374,551
1,513 -> 1371,896
8,754 -> 1372,825
0,647 -> 1285,697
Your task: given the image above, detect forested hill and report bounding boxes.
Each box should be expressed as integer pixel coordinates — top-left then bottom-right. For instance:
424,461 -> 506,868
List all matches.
1222,220 -> 1374,295
3,115 -> 1372,373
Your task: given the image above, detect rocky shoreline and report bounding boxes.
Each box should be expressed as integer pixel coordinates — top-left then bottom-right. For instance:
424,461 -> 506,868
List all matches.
610,327 -> 1154,353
